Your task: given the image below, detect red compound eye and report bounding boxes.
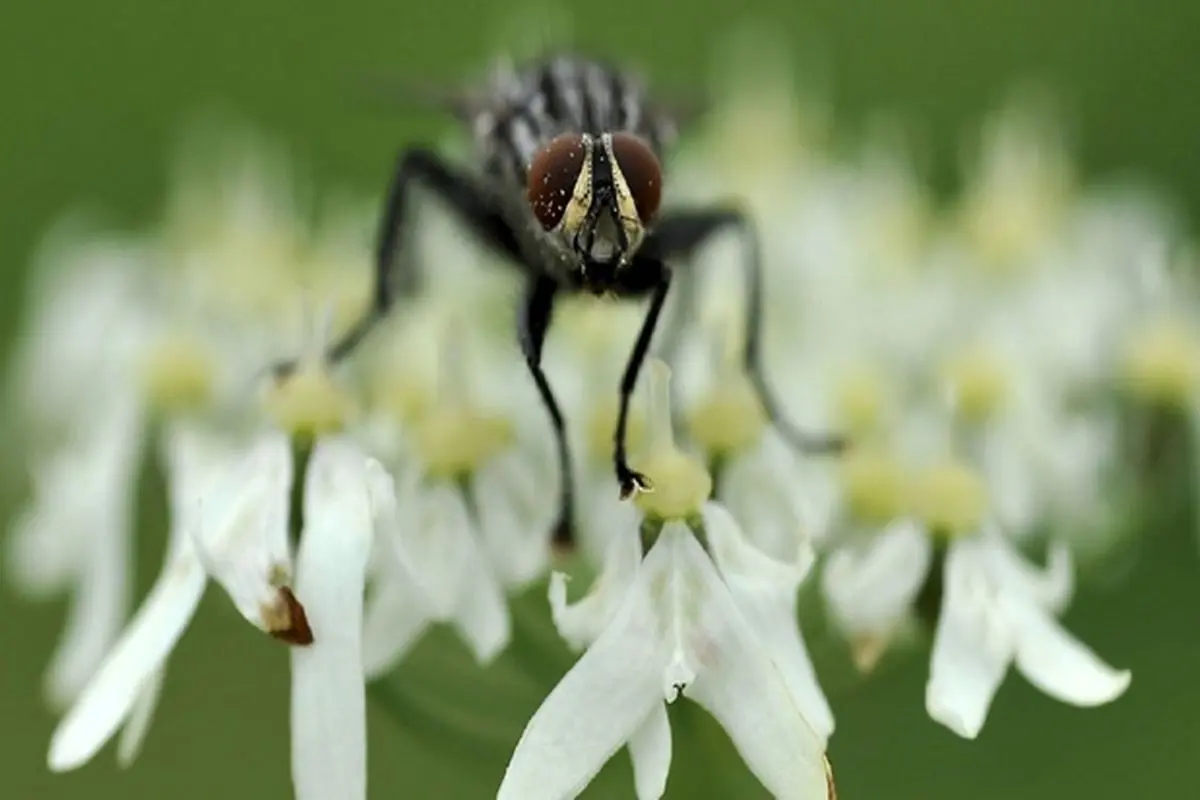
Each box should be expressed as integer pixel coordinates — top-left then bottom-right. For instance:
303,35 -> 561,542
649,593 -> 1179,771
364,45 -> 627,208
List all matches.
609,132 -> 662,224
527,133 -> 587,230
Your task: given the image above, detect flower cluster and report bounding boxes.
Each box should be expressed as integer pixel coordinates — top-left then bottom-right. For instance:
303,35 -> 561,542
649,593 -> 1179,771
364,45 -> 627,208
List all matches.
4,42 -> 1192,800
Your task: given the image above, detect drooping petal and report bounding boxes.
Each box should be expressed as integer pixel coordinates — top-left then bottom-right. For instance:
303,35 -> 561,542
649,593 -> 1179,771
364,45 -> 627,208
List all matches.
1005,595 -> 1131,707
48,548 -> 206,771
702,504 -> 833,740
670,527 -> 827,798
925,540 -> 1015,739
361,563 -> 431,679
116,668 -> 165,768
473,455 -> 549,589
822,519 -> 932,638
550,527 -> 643,651
39,396 -> 143,708
979,526 -> 1073,614
628,704 -> 672,800
498,532 -> 671,800
192,430 -> 294,634
290,437 -> 375,800
449,528 -> 511,664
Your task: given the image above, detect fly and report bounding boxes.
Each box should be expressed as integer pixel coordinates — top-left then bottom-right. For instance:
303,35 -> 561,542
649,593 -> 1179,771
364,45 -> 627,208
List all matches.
283,52 -> 844,546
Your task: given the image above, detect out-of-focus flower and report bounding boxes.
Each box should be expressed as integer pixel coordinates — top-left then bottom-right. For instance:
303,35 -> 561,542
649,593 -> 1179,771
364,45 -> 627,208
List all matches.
925,526 -> 1130,739
500,362 -> 833,800
360,300 -> 556,675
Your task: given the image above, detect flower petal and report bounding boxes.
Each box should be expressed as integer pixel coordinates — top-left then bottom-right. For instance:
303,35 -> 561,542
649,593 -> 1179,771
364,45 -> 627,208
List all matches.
449,530 -> 511,664
672,529 -> 827,798
702,504 -> 833,740
48,549 -> 206,771
473,455 -> 549,589
499,533 -> 668,800
361,563 -> 431,679
192,430 -> 293,633
925,540 -> 1015,739
628,704 -> 672,800
1006,595 -> 1131,707
550,523 -> 643,651
290,438 -> 375,800
979,526 -> 1073,614
822,519 -> 932,638
116,668 -> 165,768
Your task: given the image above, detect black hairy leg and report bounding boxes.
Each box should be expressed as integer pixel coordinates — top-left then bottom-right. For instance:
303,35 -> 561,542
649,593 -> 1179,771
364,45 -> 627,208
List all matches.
641,207 -> 847,456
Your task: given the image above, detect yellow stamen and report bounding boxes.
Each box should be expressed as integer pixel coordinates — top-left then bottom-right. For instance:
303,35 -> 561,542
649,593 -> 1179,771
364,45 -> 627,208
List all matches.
415,409 -> 513,481
941,347 -> 1008,423
263,366 -> 355,440
1120,319 -> 1200,407
833,367 -> 888,438
141,335 -> 217,414
912,460 -> 986,539
633,361 -> 712,520
838,447 -> 906,526
686,373 -> 766,457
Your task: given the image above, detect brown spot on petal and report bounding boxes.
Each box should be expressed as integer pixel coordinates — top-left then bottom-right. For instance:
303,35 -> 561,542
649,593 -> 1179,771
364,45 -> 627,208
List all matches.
824,755 -> 837,800
265,587 -> 314,646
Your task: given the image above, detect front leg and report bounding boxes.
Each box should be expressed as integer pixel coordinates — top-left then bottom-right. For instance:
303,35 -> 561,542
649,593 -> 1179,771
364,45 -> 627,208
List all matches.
612,258 -> 673,499
641,208 -> 846,455
517,275 -> 577,549
280,148 -> 523,371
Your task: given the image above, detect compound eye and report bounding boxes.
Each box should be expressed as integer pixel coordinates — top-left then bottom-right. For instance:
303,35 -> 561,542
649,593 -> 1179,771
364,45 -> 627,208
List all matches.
609,133 -> 662,224
527,133 -> 588,231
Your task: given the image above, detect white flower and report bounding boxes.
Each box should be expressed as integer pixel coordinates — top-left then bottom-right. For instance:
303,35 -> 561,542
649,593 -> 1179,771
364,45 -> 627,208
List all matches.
926,527 -> 1131,739
499,362 -> 832,800
7,390 -> 143,710
290,437 -> 388,800
47,422 -> 250,770
360,303 -> 555,675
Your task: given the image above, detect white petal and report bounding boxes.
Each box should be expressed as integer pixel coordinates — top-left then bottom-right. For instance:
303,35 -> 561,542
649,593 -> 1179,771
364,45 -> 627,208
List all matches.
702,504 -> 833,740
1006,595 -> 1131,707
671,529 -> 827,798
925,540 -> 1015,739
116,668 -> 164,767
44,505 -> 133,709
822,519 -> 932,638
290,438 -> 375,800
473,457 -> 549,589
395,481 -> 472,617
361,564 -> 431,679
628,704 -> 672,800
34,398 -> 142,707
48,549 -> 206,771
499,532 -> 669,800
449,527 -> 511,664
979,526 -> 1073,614
550,524 -> 643,651
192,430 -> 294,633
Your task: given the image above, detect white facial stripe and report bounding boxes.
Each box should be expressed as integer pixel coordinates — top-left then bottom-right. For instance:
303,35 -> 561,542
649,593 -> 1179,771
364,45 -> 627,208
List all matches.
559,135 -> 594,237
601,133 -> 645,255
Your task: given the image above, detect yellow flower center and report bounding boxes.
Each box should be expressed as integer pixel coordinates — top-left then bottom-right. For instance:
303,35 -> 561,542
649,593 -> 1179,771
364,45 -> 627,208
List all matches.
941,347 -> 1009,423
686,373 -> 766,457
833,367 -> 889,438
838,448 -> 906,525
632,360 -> 713,521
912,460 -> 986,538
263,366 -> 355,440
1120,319 -> 1200,407
141,335 -> 217,414
414,408 -> 514,481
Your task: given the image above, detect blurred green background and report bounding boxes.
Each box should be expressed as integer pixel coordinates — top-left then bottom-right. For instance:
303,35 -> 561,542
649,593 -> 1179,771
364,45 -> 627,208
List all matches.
3,0 -> 1200,797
